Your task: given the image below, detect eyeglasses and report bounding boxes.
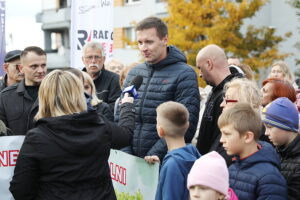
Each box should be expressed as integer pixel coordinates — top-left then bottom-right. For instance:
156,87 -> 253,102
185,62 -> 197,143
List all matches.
84,56 -> 102,61
223,97 -> 238,104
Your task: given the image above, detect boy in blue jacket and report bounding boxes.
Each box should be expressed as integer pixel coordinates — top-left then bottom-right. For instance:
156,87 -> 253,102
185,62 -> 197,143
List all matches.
218,103 -> 287,200
145,101 -> 200,200
262,97 -> 300,200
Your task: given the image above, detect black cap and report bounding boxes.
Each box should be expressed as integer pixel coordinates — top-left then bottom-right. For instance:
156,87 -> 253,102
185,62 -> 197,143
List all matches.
4,50 -> 22,62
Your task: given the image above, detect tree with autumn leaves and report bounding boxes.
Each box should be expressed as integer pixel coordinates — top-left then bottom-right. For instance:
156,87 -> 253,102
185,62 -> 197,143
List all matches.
164,0 -> 291,72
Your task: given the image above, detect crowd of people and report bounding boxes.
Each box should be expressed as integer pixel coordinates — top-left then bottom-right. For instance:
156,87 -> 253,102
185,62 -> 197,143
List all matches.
0,16 -> 300,200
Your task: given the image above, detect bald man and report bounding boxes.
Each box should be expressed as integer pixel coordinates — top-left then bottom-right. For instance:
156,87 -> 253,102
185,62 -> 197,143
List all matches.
196,44 -> 239,165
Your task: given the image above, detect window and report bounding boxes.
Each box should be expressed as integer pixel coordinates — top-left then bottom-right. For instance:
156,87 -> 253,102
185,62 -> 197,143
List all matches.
51,32 -> 63,50
124,27 -> 136,48
59,0 -> 67,8
125,27 -> 136,42
45,30 -> 68,54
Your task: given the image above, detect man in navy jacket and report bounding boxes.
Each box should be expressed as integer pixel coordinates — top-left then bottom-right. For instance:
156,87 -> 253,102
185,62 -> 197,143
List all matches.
117,17 -> 200,161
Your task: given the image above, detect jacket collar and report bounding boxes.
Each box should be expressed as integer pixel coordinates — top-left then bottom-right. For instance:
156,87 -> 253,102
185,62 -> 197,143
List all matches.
16,79 -> 27,94
232,141 -> 281,169
16,80 -> 36,101
212,73 -> 236,92
146,46 -> 187,70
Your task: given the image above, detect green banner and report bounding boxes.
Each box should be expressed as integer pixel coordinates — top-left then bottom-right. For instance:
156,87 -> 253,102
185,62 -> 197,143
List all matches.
109,150 -> 159,200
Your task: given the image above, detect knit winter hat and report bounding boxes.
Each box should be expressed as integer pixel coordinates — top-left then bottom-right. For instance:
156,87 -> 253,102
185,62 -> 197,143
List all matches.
262,97 -> 299,133
187,151 -> 229,196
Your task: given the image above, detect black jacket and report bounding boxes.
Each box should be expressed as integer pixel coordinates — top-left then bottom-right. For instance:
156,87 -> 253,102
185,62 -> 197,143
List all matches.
10,103 -> 135,200
83,68 -> 121,111
278,134 -> 300,200
196,74 -> 236,165
117,46 -> 200,161
95,101 -> 114,122
85,92 -> 114,122
0,80 -> 38,135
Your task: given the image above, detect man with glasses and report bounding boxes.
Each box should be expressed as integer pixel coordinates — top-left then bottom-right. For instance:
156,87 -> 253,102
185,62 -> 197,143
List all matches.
0,50 -> 24,91
82,41 -> 121,110
195,44 -> 238,166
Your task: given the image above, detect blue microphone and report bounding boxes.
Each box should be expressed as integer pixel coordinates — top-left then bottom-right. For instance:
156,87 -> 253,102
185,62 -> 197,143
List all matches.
122,75 -> 143,99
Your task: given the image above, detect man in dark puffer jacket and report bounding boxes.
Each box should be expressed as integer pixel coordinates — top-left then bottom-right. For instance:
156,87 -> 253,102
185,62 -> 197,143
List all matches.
117,17 -> 200,161
262,97 -> 300,200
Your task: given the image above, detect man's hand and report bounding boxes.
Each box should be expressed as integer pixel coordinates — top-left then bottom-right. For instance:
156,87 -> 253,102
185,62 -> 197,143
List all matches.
144,155 -> 160,164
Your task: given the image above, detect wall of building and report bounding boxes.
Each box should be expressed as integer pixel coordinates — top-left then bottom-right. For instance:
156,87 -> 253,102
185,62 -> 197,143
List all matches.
38,0 -> 300,71
243,0 -> 299,76
112,0 -> 166,65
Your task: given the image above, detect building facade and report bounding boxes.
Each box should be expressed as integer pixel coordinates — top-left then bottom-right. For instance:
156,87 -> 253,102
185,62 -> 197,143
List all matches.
37,0 -> 299,72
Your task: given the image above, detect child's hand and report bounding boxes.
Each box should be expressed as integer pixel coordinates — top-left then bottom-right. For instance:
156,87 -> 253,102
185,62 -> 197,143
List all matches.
144,155 -> 160,164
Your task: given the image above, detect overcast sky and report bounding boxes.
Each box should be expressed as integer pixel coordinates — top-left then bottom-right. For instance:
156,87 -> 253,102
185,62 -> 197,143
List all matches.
5,0 -> 44,51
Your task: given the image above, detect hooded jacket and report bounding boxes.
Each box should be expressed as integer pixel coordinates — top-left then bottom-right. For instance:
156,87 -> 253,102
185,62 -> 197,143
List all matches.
277,134 -> 300,200
9,103 -> 135,200
155,144 -> 200,200
229,142 -> 287,200
196,73 -> 237,166
117,46 -> 200,161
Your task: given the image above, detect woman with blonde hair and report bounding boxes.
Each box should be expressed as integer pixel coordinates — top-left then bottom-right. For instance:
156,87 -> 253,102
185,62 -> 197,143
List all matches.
269,61 -> 294,83
82,71 -> 114,121
220,78 -> 261,110
10,70 -> 135,200
216,78 -> 262,165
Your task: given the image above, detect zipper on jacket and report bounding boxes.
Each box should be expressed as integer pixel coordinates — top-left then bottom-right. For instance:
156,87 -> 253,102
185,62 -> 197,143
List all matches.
137,67 -> 155,157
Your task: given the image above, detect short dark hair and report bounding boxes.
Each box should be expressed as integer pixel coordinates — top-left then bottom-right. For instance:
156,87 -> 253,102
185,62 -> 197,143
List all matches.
21,46 -> 46,59
136,17 -> 168,39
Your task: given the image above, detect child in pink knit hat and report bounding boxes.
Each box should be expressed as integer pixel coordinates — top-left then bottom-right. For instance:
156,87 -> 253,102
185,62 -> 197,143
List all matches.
187,151 -> 238,200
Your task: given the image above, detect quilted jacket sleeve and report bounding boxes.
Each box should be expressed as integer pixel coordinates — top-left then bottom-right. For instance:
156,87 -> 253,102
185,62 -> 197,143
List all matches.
173,67 -> 200,142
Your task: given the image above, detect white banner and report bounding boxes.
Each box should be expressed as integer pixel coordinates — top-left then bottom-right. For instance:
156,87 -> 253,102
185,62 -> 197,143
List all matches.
70,0 -> 114,70
0,136 -> 25,200
0,137 -> 159,200
109,150 -> 159,200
